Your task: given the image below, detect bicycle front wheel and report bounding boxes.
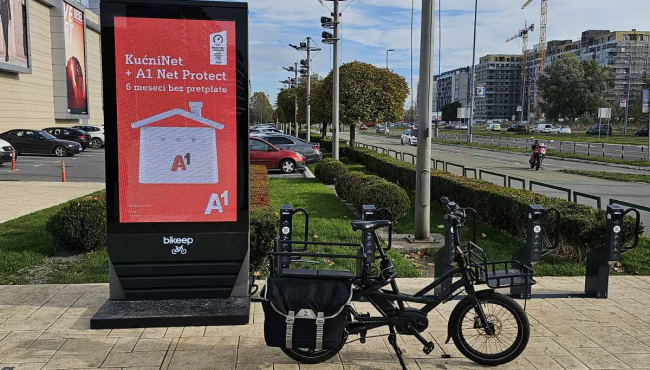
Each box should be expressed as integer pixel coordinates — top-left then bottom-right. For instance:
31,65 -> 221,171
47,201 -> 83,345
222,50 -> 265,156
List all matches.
450,291 -> 529,366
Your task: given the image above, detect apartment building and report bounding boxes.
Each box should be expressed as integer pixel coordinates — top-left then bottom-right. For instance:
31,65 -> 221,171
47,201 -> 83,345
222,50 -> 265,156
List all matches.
432,66 -> 470,113
473,54 -> 522,121
526,29 -> 650,112
0,0 -> 103,132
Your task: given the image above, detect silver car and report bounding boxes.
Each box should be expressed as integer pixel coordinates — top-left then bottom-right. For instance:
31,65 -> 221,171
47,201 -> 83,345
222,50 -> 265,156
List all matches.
257,134 -> 322,163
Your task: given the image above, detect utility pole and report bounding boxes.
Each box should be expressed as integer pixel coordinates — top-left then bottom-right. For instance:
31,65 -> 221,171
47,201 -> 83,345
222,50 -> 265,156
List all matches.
386,49 -> 395,70
332,0 -> 341,159
467,0 -> 478,143
624,52 -> 632,136
293,62 -> 298,137
414,0 -> 435,241
291,39 -> 321,143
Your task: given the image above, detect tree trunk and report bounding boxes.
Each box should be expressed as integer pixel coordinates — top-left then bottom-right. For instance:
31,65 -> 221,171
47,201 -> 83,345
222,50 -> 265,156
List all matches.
350,123 -> 356,148
321,122 -> 328,137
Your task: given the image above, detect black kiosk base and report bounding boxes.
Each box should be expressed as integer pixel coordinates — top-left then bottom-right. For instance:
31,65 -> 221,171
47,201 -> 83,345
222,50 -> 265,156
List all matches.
90,297 -> 249,329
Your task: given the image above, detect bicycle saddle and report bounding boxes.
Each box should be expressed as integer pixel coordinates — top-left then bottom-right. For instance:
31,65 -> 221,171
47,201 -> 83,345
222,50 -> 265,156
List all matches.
351,220 -> 392,231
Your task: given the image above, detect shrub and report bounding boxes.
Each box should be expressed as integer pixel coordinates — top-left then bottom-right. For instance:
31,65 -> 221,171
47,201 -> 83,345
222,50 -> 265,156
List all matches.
335,171 -> 365,201
46,194 -> 107,253
357,181 -> 410,221
351,175 -> 388,210
310,136 -> 642,259
251,165 -> 271,210
313,157 -> 336,179
250,207 -> 279,272
316,159 -> 349,185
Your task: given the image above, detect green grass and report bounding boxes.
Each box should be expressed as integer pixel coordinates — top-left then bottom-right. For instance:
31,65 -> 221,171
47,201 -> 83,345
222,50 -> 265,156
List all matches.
268,177 -> 420,277
620,236 -> 650,275
560,169 -> 650,184
464,129 -> 649,146
429,138 -> 650,167
49,249 -> 109,284
0,205 -> 62,284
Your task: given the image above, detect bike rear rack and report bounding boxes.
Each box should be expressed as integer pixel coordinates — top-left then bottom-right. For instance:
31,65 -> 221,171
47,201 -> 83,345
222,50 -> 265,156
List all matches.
467,243 -> 535,289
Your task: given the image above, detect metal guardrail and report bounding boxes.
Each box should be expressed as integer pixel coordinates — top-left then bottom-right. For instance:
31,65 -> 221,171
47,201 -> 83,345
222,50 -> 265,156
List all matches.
530,180 -> 572,202
445,162 -> 465,175
508,176 -> 526,190
573,191 -> 602,210
435,160 -> 445,171
609,198 -> 650,213
463,168 -> 478,179
479,170 -> 507,187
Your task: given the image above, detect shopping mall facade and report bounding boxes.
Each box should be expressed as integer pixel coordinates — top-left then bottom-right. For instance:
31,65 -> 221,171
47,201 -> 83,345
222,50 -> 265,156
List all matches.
0,0 -> 103,132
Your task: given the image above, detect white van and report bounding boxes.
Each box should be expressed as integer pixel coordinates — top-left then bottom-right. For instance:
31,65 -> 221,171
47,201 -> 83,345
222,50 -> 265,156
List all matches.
532,124 -> 553,133
486,123 -> 502,131
0,138 -> 15,165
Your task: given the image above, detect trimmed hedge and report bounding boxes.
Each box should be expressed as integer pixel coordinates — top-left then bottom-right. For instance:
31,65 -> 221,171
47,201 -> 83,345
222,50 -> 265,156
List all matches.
46,194 -> 107,253
315,159 -> 349,185
251,207 -> 278,271
335,171 -> 410,221
312,135 -> 642,260
251,165 -> 271,210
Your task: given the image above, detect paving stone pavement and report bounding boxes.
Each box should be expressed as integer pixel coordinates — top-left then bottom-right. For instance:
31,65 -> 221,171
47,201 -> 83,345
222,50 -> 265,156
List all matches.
0,277 -> 649,370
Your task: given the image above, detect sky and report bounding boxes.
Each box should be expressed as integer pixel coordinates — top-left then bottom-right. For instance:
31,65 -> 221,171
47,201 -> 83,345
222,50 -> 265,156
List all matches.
222,0 -> 649,108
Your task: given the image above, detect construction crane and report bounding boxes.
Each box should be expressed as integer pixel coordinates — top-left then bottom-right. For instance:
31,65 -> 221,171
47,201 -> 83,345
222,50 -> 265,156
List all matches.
506,22 -> 535,123
522,0 -> 548,120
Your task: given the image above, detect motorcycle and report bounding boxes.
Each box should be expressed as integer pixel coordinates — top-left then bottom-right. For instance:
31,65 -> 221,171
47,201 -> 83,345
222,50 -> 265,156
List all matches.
529,141 -> 549,171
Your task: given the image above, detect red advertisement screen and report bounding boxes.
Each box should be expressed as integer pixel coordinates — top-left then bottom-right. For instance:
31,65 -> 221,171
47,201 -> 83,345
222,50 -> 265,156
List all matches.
114,17 -> 237,223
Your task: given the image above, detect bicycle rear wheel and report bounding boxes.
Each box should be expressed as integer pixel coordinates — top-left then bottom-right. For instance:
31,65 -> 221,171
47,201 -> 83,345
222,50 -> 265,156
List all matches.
281,347 -> 341,364
450,291 -> 529,366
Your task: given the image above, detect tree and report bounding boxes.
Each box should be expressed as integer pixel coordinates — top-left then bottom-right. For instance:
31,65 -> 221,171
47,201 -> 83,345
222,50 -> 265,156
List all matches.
441,101 -> 462,122
538,54 -> 613,121
275,88 -> 296,125
311,61 -> 409,145
404,106 -> 417,123
250,92 -> 275,124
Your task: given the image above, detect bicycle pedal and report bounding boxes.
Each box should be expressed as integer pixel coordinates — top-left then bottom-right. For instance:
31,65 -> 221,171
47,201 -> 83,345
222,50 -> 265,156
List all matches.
360,330 -> 367,344
422,341 -> 434,355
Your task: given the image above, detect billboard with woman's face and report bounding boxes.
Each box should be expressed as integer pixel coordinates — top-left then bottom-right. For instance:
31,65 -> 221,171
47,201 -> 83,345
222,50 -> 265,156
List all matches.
0,0 -> 29,72
63,2 -> 88,114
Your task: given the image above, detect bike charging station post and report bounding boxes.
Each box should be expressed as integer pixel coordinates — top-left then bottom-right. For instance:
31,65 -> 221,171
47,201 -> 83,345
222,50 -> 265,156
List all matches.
510,204 -> 640,299
91,0 -> 250,329
433,216 -> 455,297
585,205 -> 641,298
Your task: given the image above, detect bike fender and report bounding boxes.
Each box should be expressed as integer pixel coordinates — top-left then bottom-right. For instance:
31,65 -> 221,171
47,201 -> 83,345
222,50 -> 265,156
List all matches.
445,289 -> 495,344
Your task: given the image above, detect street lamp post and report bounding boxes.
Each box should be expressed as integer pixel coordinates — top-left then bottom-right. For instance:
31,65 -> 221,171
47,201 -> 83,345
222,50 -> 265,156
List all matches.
386,49 -> 395,70
624,52 -> 632,136
291,39 -> 321,143
467,0 -> 478,144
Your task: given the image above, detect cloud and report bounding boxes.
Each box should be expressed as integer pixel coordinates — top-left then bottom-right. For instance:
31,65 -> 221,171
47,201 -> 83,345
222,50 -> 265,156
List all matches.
216,0 -> 649,108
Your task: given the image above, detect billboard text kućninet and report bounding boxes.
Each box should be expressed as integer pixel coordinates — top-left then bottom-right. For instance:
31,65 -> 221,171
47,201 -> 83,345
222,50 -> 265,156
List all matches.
0,0 -> 29,72
114,17 -> 237,223
63,2 -> 88,114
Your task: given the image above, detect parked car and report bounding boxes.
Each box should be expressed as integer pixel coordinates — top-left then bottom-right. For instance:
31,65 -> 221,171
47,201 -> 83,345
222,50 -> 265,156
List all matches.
551,125 -> 572,134
458,123 -> 468,130
507,124 -> 528,133
444,122 -> 455,130
400,129 -> 418,146
0,129 -> 82,157
258,134 -> 322,163
249,137 -> 305,174
532,124 -> 553,133
635,126 -> 649,137
586,124 -> 613,135
486,123 -> 502,132
0,138 -> 15,166
71,125 -> 105,148
44,127 -> 91,149
376,125 -> 390,135
359,124 -> 368,131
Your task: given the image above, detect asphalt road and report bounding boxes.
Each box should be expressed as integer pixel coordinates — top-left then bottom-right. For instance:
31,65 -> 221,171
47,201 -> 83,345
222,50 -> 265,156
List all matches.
0,149 -> 105,183
343,132 -> 650,233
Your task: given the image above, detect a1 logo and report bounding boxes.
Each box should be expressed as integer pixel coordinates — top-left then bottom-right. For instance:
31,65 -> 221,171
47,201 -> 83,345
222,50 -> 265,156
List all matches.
171,153 -> 191,172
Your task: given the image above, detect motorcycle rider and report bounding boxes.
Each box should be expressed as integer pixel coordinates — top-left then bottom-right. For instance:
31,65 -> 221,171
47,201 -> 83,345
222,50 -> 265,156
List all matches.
529,139 -> 540,164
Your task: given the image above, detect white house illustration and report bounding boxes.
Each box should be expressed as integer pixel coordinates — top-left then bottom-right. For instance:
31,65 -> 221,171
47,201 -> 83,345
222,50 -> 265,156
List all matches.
131,102 -> 224,184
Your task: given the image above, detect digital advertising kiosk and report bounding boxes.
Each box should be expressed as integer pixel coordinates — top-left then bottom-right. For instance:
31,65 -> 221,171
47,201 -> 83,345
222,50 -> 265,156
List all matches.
91,0 -> 250,329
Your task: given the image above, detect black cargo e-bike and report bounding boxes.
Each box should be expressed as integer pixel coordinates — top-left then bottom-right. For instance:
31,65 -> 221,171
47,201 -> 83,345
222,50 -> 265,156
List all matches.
256,198 -> 534,369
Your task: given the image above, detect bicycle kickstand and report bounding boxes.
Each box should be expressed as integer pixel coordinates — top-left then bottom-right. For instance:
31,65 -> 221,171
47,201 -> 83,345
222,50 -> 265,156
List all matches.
388,325 -> 408,370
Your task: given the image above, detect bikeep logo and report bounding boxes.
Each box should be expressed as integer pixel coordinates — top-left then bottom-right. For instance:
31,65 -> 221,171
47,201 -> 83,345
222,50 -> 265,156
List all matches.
163,236 -> 194,245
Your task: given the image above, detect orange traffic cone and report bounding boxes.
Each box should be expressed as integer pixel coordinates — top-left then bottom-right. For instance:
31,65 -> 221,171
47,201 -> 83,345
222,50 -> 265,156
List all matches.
61,160 -> 67,183
11,150 -> 16,172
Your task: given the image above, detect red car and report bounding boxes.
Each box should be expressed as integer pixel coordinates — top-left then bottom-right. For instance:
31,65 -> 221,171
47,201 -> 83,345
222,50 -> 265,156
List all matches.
359,124 -> 368,131
250,137 -> 306,174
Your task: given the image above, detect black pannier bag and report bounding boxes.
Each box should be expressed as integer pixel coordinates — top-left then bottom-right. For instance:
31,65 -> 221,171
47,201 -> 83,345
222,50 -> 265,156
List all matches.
261,277 -> 352,350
